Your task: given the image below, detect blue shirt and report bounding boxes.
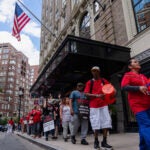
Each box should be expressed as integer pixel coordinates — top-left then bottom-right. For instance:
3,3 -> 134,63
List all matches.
69,90 -> 86,114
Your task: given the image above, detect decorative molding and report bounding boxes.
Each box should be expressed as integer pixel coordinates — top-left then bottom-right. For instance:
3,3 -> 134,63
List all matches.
134,49 -> 150,62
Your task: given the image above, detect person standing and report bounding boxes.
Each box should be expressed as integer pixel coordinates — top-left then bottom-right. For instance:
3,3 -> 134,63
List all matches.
84,66 -> 113,149
60,97 -> 73,142
43,100 -> 55,141
121,59 -> 150,150
69,82 -> 89,145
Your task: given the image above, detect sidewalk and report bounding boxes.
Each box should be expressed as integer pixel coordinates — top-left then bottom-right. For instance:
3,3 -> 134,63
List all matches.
16,132 -> 139,150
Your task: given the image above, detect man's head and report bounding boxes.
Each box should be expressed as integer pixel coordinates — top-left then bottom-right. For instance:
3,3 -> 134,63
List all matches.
91,66 -> 100,79
77,82 -> 84,91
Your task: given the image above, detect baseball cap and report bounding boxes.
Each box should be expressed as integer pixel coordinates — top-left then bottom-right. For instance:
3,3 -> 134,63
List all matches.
91,66 -> 100,71
77,82 -> 84,86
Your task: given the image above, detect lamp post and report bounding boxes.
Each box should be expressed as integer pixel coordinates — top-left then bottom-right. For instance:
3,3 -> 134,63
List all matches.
18,88 -> 23,130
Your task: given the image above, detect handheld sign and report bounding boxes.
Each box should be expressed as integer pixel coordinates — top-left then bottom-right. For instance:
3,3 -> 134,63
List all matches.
102,84 -> 116,104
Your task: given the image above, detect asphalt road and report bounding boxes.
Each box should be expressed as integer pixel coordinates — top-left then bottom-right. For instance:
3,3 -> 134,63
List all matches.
0,132 -> 44,150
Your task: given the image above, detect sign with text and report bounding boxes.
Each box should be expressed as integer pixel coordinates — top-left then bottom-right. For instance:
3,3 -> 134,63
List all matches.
43,115 -> 54,132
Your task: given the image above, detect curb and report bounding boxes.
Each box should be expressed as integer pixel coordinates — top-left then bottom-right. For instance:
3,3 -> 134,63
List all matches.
17,134 -> 57,150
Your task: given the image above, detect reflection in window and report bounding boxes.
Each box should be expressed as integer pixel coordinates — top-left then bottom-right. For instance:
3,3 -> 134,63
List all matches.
132,0 -> 150,32
93,1 -> 100,14
79,12 -> 91,38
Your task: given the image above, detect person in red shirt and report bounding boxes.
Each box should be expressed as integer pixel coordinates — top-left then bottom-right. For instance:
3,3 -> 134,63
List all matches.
7,118 -> 14,134
32,105 -> 42,138
121,58 -> 150,150
84,66 -> 113,149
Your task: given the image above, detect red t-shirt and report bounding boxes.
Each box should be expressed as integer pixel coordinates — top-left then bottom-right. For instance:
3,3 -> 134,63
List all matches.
121,71 -> 150,114
84,78 -> 109,108
8,120 -> 14,125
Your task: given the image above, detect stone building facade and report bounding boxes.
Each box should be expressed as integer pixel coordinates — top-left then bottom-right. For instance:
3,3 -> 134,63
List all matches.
38,0 -> 150,132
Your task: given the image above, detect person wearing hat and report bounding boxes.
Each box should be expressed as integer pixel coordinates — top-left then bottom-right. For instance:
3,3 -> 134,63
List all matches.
84,66 -> 113,149
69,82 -> 89,145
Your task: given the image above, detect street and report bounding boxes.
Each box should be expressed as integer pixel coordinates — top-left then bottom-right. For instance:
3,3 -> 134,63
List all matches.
0,132 -> 44,150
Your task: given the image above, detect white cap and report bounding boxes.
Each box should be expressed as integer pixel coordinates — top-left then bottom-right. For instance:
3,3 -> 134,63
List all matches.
91,66 -> 100,71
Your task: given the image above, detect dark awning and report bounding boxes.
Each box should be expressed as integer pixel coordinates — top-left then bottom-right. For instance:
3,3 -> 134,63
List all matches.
30,35 -> 130,97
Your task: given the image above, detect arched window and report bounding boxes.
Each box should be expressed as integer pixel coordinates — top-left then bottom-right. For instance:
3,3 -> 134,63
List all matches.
93,1 -> 100,14
79,12 -> 91,38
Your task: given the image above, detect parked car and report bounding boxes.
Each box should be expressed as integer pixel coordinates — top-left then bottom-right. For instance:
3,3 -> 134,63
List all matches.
0,125 -> 7,132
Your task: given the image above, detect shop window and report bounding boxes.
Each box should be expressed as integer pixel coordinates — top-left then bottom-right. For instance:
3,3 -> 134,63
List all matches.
132,0 -> 150,32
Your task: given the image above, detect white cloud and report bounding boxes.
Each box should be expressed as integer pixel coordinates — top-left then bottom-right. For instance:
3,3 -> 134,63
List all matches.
0,0 -> 17,23
24,21 -> 41,38
0,0 -> 41,38
0,31 -> 39,65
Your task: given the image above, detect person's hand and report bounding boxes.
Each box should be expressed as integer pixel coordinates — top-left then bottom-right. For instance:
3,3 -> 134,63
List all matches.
70,109 -> 74,116
95,94 -> 105,100
139,86 -> 148,95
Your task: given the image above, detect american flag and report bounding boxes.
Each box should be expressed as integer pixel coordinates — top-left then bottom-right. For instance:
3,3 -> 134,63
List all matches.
12,3 -> 30,41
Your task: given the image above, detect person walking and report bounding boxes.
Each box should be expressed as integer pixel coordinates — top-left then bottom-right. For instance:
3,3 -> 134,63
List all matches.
69,82 -> 89,145
84,66 -> 113,149
7,118 -> 14,134
121,58 -> 150,150
60,97 -> 73,142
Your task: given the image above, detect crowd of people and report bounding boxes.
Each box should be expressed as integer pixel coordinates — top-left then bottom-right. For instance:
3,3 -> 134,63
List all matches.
6,61 -> 150,150
16,66 -> 114,150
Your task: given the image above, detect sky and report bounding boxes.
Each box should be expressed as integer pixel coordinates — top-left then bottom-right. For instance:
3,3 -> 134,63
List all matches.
0,0 -> 42,65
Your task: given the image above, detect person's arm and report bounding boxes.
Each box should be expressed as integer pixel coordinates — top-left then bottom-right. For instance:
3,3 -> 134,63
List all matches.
122,85 -> 139,91
59,105 -> 63,120
69,92 -> 74,115
121,74 -> 148,95
84,80 -> 104,98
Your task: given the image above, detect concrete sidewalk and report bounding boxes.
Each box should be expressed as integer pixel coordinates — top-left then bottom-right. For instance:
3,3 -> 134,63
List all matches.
16,132 -> 139,150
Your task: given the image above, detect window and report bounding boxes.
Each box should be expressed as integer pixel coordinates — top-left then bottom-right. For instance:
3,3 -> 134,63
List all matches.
93,1 -> 100,14
2,60 -> 8,64
79,12 -> 91,38
9,60 -> 16,64
3,49 -> 9,53
62,0 -> 66,8
2,54 -> 8,59
132,0 -> 150,32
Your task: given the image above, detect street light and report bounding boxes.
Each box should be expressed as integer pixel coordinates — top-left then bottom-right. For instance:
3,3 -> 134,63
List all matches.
18,87 -> 23,129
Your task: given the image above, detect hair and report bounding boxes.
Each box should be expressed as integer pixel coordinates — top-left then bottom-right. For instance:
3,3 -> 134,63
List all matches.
127,59 -> 133,66
61,97 -> 69,105
61,97 -> 66,105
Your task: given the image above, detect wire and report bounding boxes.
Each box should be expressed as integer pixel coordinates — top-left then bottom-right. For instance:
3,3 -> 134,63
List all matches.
17,0 -> 57,40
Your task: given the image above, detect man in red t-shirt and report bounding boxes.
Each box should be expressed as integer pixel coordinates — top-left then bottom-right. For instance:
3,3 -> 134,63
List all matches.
84,66 -> 113,149
121,58 -> 150,150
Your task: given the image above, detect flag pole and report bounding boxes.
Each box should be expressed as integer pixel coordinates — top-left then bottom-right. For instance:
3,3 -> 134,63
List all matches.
17,0 -> 56,39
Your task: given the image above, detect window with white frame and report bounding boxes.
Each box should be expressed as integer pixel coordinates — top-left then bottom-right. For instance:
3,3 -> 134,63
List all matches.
132,0 -> 150,32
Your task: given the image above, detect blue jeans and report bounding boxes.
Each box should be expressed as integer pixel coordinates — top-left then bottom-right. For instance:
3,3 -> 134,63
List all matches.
33,122 -> 41,136
136,109 -> 150,150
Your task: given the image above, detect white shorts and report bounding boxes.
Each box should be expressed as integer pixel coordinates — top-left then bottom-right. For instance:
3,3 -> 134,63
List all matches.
90,106 -> 112,130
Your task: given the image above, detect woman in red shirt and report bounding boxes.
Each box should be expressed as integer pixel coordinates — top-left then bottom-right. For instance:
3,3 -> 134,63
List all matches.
121,59 -> 150,150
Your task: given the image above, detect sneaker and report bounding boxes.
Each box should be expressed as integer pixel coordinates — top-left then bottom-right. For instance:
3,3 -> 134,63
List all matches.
52,136 -> 57,139
64,138 -> 68,142
71,136 -> 76,144
81,139 -> 89,145
94,140 -> 100,149
101,141 -> 112,149
45,137 -> 48,141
